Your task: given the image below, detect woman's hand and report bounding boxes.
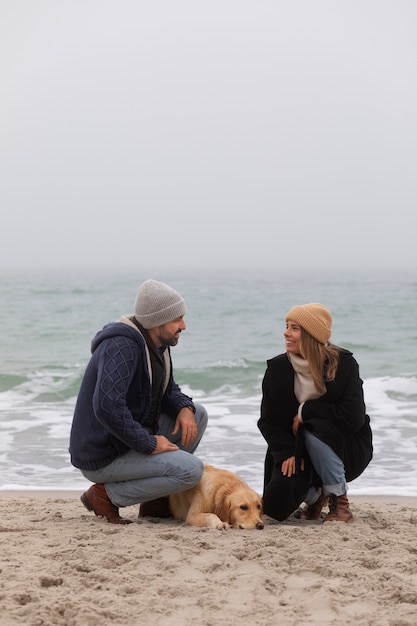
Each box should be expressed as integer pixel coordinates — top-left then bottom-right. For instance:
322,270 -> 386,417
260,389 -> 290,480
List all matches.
281,456 -> 304,476
281,456 -> 296,476
292,415 -> 302,436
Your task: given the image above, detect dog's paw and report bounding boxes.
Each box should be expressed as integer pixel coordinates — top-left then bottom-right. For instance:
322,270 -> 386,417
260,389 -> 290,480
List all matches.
186,512 -> 231,530
216,521 -> 231,530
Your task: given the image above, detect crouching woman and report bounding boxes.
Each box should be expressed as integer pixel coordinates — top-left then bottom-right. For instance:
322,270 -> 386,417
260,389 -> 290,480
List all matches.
258,303 -> 373,523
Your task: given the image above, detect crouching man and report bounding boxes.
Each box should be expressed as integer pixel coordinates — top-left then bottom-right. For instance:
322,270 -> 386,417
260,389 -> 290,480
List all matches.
69,279 -> 207,524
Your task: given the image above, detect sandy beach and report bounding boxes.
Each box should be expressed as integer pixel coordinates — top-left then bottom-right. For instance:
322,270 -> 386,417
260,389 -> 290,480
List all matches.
1,492 -> 416,626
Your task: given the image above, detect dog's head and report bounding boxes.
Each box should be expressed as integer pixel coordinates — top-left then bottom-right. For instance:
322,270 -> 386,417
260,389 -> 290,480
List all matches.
217,486 -> 264,530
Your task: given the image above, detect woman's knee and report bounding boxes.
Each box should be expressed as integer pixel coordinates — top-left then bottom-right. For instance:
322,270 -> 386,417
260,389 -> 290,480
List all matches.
304,429 -> 322,452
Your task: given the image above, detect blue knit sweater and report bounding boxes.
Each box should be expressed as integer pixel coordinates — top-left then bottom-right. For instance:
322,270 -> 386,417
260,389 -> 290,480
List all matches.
69,320 -> 194,471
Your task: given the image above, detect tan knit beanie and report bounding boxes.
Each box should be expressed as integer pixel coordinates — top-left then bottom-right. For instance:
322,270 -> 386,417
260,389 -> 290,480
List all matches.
134,279 -> 186,329
285,303 -> 332,344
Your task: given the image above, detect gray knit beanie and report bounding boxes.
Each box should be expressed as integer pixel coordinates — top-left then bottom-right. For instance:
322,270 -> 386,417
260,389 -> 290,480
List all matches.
134,279 -> 186,329
285,303 -> 332,344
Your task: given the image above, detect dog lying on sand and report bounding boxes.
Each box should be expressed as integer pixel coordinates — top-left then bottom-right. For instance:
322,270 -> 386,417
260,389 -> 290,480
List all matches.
169,464 -> 264,529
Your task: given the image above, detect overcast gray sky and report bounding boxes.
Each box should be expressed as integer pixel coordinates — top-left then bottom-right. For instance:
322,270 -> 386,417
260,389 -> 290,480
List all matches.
1,1 -> 416,272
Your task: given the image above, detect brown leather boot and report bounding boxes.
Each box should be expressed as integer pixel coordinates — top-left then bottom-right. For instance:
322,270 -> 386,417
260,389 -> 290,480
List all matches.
138,496 -> 172,518
300,492 -> 330,520
324,494 -> 354,523
81,483 -> 132,525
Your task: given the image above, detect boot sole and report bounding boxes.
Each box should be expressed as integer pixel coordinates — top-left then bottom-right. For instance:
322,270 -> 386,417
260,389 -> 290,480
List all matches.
80,492 -> 133,525
80,493 -> 94,512
324,515 -> 355,523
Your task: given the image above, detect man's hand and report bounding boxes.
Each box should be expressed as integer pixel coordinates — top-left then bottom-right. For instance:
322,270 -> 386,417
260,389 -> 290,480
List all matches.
171,407 -> 197,447
152,435 -> 179,454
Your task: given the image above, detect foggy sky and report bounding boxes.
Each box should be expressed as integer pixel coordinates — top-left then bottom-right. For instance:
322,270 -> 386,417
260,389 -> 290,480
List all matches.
1,1 -> 416,272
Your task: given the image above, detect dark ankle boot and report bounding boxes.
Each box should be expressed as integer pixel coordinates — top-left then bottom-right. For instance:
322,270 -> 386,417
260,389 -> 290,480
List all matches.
81,483 -> 132,525
324,494 -> 354,523
300,492 -> 330,520
138,496 -> 171,518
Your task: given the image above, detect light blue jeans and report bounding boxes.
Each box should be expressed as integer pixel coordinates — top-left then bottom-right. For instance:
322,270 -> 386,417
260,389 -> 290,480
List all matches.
81,404 -> 207,508
303,430 -> 347,504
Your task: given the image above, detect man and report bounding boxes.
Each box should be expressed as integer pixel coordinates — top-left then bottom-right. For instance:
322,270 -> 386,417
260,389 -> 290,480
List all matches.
69,279 -> 208,524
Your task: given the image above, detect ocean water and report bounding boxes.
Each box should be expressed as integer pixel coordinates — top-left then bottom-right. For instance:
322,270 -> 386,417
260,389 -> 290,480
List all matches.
0,267 -> 416,497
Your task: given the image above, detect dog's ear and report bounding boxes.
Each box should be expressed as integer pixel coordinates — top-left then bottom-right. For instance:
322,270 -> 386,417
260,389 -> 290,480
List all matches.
215,496 -> 231,524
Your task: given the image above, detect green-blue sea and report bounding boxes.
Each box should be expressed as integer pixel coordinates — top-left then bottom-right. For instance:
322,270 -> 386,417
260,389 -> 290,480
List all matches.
1,267 -> 416,496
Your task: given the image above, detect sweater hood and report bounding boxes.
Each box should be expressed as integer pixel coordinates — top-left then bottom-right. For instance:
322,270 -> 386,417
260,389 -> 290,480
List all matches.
91,318 -> 143,354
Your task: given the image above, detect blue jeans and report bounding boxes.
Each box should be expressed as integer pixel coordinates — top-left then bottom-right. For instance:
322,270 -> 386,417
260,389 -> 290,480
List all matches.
303,430 -> 347,503
81,404 -> 207,508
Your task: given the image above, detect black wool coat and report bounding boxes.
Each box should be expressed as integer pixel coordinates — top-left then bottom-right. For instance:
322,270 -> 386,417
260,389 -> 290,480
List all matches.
257,349 -> 373,521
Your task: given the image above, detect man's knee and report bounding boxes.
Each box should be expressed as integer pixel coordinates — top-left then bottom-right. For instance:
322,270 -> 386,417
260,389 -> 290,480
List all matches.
183,454 -> 204,487
194,403 -> 208,434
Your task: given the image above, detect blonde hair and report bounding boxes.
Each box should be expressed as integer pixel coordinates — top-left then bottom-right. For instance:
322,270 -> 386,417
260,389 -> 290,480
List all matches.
299,328 -> 340,395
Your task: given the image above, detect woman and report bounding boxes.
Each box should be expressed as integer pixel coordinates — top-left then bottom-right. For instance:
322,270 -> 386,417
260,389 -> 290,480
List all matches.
258,303 -> 372,523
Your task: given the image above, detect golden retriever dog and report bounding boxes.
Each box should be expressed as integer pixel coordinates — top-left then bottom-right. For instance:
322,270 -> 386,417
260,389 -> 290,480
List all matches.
169,464 -> 264,530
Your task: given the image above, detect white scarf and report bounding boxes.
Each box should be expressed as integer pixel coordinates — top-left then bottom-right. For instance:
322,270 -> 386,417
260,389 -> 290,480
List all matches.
288,353 -> 322,404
